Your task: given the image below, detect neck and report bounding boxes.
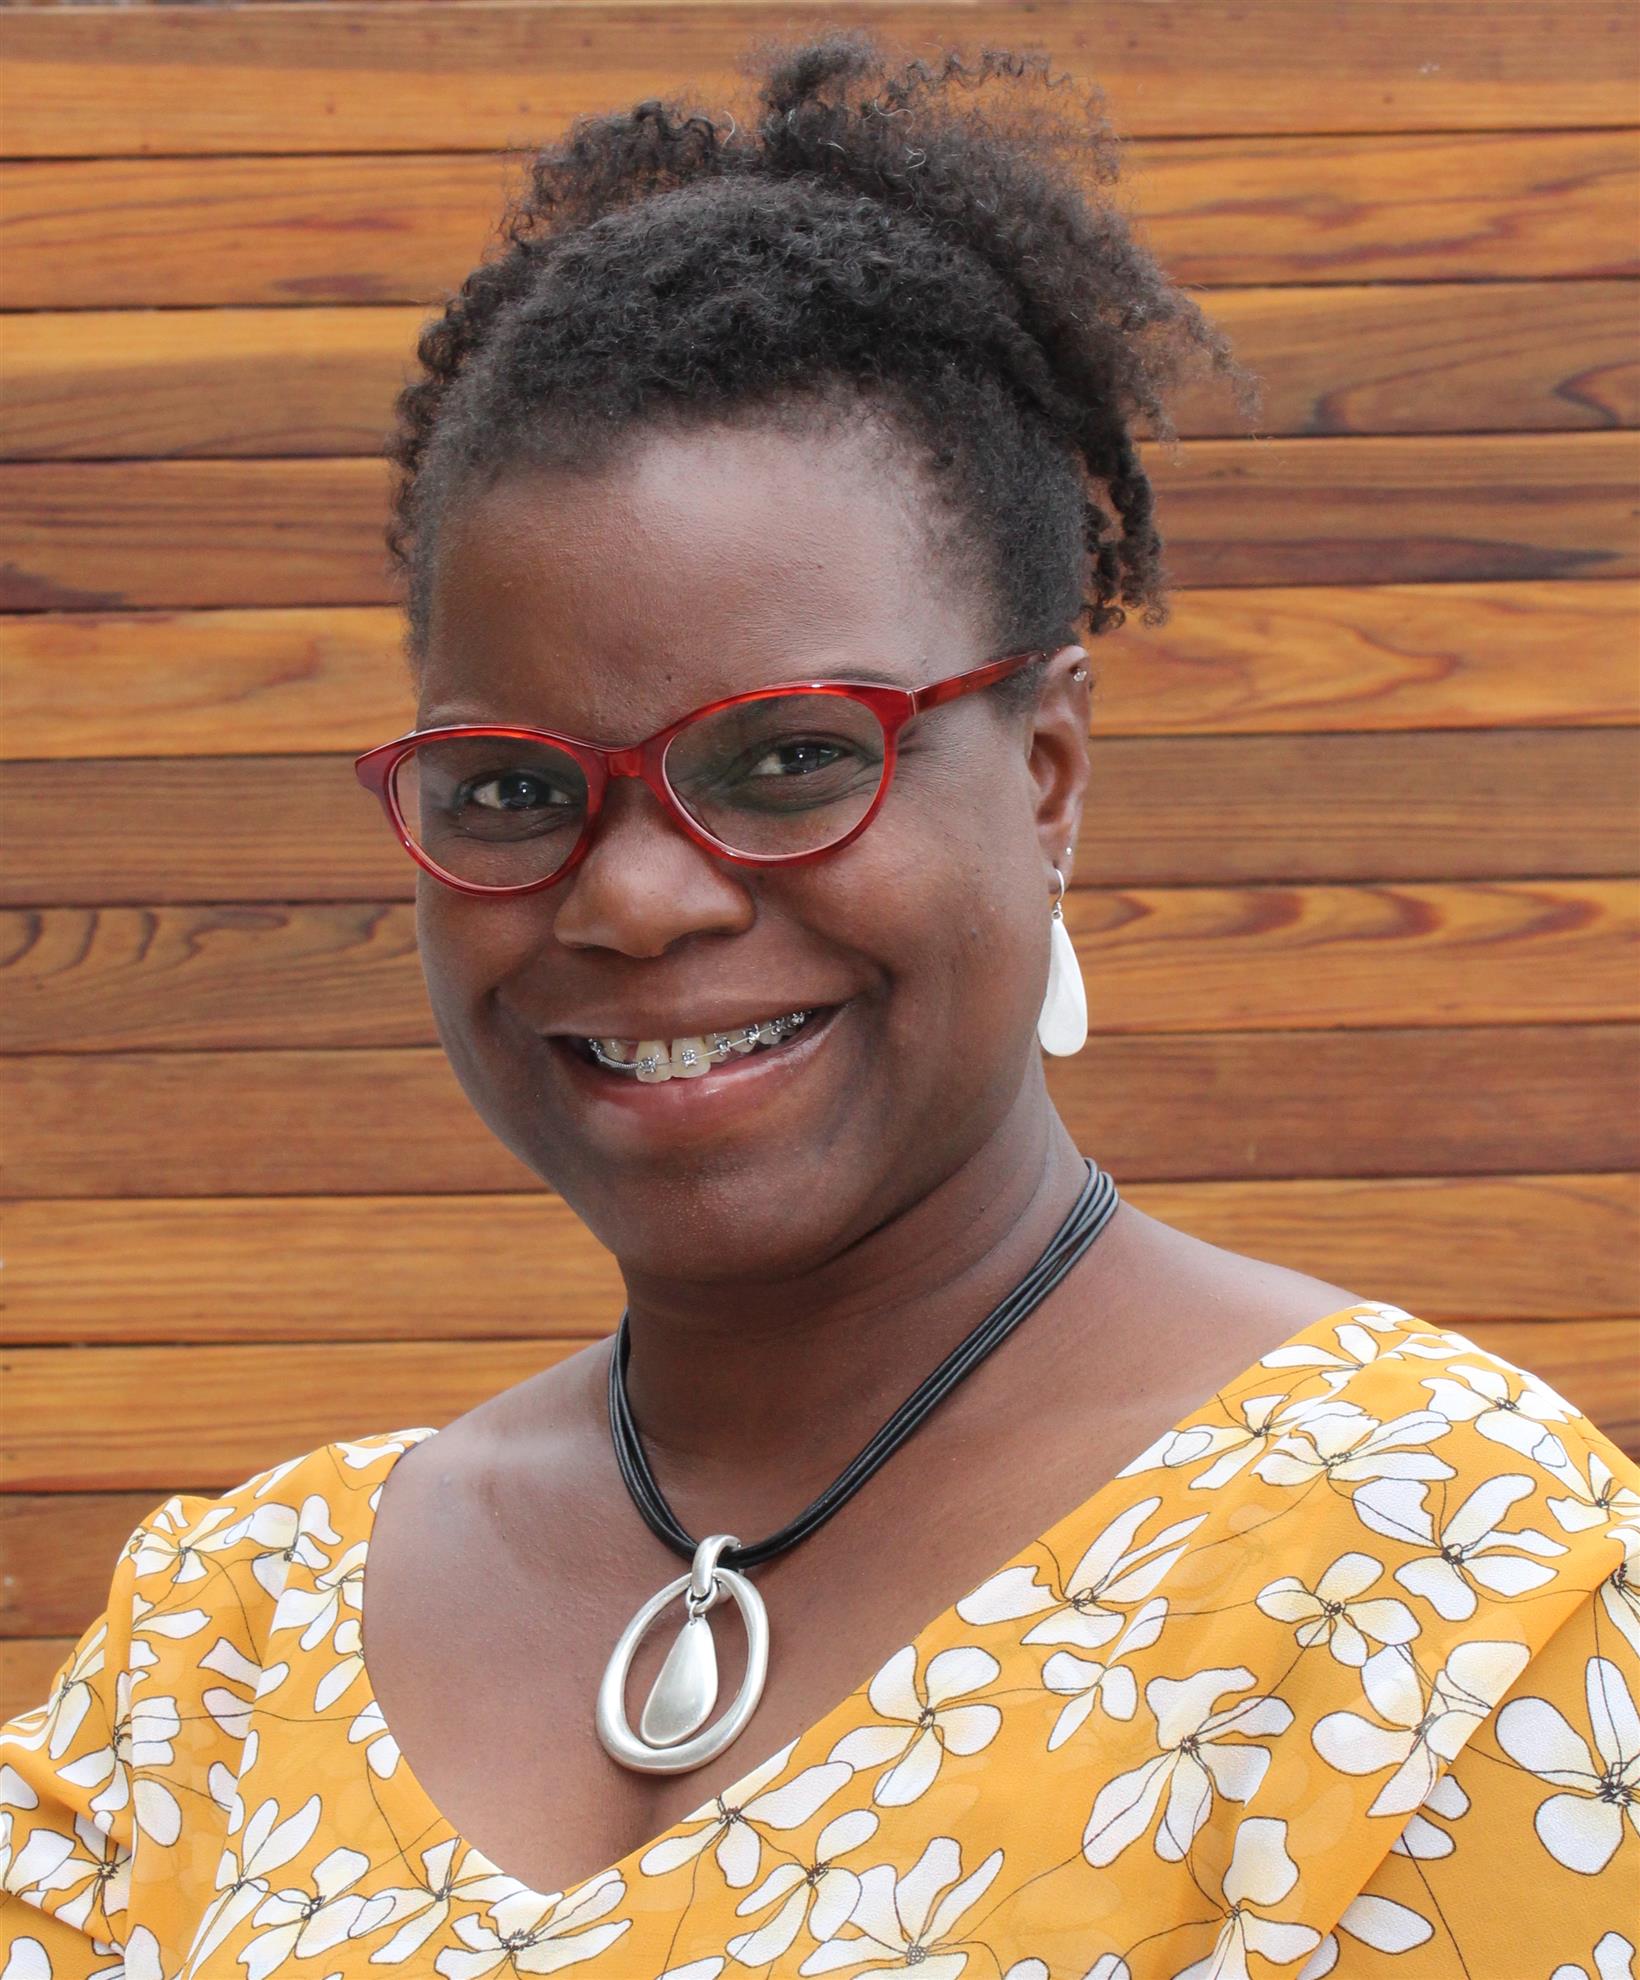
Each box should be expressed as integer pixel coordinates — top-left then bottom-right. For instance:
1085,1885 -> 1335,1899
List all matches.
616,1089 -> 1105,1536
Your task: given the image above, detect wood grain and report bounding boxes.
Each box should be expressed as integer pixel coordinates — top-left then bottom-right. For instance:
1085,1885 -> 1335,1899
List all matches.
2,881 -> 1634,1055
5,0 -> 1637,1727
6,729 -> 1636,908
7,283 -> 1637,461
6,583 -> 1635,762
3,1028 -> 1636,1200
0,1638 -> 71,1726
3,1320 -> 1633,1496
0,1340 -> 592,1491
3,1175 -> 1635,1347
6,132 -> 1635,310
5,2 -> 1636,155
6,435 -> 1634,612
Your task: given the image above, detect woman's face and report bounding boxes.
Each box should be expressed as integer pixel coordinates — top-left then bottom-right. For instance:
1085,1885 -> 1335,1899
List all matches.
414,416 -> 1088,1281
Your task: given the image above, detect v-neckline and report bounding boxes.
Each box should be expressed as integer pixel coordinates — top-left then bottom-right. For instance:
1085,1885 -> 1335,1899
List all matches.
350,1298 -> 1392,1917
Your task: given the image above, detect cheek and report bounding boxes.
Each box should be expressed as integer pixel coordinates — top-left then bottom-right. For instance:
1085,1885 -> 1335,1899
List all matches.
413,881 -> 543,1016
809,786 -> 1046,1050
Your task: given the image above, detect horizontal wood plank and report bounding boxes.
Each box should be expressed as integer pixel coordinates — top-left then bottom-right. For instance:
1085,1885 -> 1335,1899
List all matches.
5,2 -> 1637,156
3,881 -> 1634,1055
5,728 -> 1635,907
5,583 -> 1635,762
3,1028 -> 1635,1199
3,1175 -> 1635,1347
0,1340 -> 588,1491
6,132 -> 1635,310
5,1319 -> 1634,1494
7,283 -> 1637,461
5,435 -> 1633,613
0,1638 -> 72,1726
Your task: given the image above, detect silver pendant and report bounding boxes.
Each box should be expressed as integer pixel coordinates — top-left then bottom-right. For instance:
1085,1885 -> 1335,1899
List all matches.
596,1532 -> 770,1774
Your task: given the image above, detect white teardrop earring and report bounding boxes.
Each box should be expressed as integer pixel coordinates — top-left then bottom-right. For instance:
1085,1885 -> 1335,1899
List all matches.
1037,861 -> 1088,1056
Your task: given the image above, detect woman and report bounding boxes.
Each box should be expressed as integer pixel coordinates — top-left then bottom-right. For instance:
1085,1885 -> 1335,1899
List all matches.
4,32 -> 1635,1980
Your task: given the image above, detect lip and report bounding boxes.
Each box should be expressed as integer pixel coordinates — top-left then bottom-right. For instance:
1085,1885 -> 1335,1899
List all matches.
538,1002 -> 848,1148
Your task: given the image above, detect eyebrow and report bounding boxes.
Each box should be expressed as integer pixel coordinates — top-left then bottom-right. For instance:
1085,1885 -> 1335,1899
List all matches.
418,663 -> 917,728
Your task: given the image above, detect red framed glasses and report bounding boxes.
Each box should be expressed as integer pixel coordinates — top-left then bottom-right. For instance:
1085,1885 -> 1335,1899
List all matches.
354,647 -> 1047,897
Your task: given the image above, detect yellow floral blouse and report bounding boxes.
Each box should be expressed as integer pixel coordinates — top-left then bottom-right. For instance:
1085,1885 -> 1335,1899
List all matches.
4,1301 -> 1638,1979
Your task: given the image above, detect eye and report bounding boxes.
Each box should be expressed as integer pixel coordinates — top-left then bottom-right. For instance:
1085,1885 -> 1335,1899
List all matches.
743,738 -> 851,778
459,768 -> 580,812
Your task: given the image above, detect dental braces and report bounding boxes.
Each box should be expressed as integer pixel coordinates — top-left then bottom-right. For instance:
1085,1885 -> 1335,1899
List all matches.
587,1011 -> 813,1077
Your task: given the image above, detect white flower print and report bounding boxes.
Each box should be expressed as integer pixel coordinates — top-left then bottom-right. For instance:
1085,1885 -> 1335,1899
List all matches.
1172,1818 -> 1321,1980
127,1498 -> 244,1585
639,1740 -> 851,1889
1294,1893 -> 1435,1976
1550,1933 -> 1638,1980
345,1697 -> 402,1779
0,1625 -> 107,1760
1042,1597 -> 1168,1750
956,1495 -> 1204,1651
433,1873 -> 630,1978
184,1790 -> 323,1970
218,1495 -> 341,1600
1258,1313 -> 1413,1389
1540,1447 -> 1640,1537
0,1937 -> 51,1980
1599,1522 -> 1640,1659
1082,1665 -> 1294,1867
273,1540 -> 368,1711
1119,1391 -> 1353,1493
797,1834 -> 1003,1978
3,1810 -> 129,1934
1494,1653 -> 1640,1874
239,1844 -> 374,1980
1352,1474 -> 1566,1620
1420,1359 -> 1578,1465
1255,1552 -> 1419,1667
827,1644 -> 1002,1807
198,1634 -> 275,1742
51,1670 -> 182,1846
0,1763 -> 40,1886
1253,1408 -> 1457,1491
725,1808 -> 878,1965
1389,1769 -> 1469,1859
348,1836 -> 526,1965
1313,1638 -> 1530,1817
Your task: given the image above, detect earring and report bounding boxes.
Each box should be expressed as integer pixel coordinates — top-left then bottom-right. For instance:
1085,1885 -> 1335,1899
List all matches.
1037,862 -> 1088,1056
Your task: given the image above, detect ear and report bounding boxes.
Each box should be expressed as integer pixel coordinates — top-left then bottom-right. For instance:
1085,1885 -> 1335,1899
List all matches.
1025,644 -> 1092,883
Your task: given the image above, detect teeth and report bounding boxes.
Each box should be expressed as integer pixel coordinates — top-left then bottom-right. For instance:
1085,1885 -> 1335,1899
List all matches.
671,1036 -> 710,1079
634,1039 -> 671,1084
588,1010 -> 816,1077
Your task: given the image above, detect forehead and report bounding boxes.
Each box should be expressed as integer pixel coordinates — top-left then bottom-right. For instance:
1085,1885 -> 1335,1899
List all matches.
418,418 -> 986,733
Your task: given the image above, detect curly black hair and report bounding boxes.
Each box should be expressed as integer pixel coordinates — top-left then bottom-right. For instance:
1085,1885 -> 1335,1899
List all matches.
384,30 -> 1258,703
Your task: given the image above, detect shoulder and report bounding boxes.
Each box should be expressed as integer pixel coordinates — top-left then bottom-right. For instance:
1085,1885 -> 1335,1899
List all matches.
120,1426 -> 435,1638
0,1427 -> 434,1941
1102,1301 -> 1638,1933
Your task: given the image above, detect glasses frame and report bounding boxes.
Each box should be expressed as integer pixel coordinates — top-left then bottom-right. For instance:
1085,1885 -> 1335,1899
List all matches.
353,647 -> 1049,898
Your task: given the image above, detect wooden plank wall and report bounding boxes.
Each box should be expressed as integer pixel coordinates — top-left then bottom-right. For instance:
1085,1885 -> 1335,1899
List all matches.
1,0 -> 1637,1722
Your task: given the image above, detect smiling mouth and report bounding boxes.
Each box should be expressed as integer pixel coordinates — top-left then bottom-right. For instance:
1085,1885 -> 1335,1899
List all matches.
567,1008 -> 829,1082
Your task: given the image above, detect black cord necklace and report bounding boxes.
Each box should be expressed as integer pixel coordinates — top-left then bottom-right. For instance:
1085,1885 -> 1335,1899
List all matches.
595,1156 -> 1122,1774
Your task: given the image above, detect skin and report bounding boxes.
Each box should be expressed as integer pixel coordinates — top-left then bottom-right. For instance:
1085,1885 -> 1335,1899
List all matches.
362,412 -> 1363,1892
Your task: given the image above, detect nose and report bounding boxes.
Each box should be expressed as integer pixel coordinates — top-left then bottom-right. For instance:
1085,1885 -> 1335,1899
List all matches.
550,778 -> 755,957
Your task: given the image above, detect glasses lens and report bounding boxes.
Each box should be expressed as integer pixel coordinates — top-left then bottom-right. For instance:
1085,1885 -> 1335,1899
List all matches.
392,735 -> 588,889
664,692 -> 888,856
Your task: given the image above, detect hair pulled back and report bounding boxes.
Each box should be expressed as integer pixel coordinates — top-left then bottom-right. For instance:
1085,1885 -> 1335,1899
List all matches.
385,30 -> 1256,687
